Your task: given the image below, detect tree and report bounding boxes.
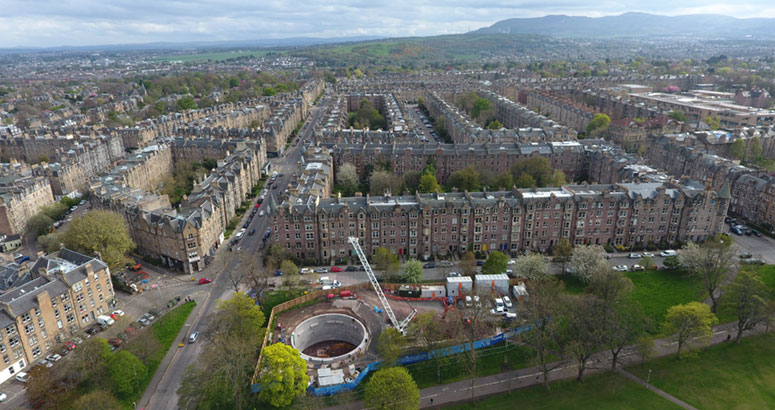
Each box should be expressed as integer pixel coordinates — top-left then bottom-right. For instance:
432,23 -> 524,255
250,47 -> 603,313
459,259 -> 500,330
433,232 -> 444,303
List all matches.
513,253 -> 547,280
549,170 -> 567,187
604,300 -> 650,370
663,255 -> 681,270
229,78 -> 239,88
26,213 -> 53,238
515,173 -> 536,188
586,113 -> 611,134
108,350 -> 147,399
448,166 -> 480,191
704,116 -> 721,130
481,251 -> 508,276
208,292 -> 266,341
370,170 -> 402,196
747,136 -> 763,161
562,294 -> 606,381
377,327 -> 408,365
487,119 -> 504,129
337,162 -> 359,193
403,259 -> 423,283
373,247 -> 401,278
662,302 -> 718,359
263,87 -> 276,96
517,278 -> 566,389
678,235 -> 736,313
570,244 -> 609,282
177,96 -> 196,111
667,110 -> 687,122
722,269 -> 770,342
364,367 -> 420,410
62,210 -> 135,271
494,171 -> 514,190
461,251 -> 477,276
72,390 -> 122,410
408,312 -> 447,383
281,259 -> 299,291
41,202 -> 68,221
552,238 -> 573,273
639,255 -> 655,270
123,328 -> 162,363
258,343 -> 309,407
454,288 -> 496,402
418,173 -> 441,193
730,138 -> 746,160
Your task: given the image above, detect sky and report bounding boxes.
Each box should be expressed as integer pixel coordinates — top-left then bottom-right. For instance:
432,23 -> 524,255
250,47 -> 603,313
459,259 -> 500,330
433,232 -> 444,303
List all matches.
2,0 -> 775,48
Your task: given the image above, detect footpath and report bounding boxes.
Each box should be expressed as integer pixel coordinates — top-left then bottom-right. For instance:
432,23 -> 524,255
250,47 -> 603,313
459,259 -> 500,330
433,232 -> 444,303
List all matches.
328,321 -> 748,409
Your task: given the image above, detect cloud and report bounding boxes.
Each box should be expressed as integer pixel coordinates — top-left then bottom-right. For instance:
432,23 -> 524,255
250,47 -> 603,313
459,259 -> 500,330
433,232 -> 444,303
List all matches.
0,0 -> 773,47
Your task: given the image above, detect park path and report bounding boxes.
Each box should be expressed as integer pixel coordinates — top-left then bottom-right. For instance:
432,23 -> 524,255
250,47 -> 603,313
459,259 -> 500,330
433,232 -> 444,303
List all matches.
618,368 -> 699,410
326,321 -> 758,409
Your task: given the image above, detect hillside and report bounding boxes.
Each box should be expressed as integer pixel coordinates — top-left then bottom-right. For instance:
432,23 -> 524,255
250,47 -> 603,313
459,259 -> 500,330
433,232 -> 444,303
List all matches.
476,12 -> 775,39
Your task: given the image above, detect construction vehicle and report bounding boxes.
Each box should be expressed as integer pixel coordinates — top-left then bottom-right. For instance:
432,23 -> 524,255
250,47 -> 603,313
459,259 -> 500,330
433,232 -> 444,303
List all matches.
348,237 -> 416,333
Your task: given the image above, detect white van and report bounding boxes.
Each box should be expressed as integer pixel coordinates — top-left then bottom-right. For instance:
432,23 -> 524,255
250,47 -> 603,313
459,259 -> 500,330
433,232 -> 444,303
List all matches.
16,372 -> 29,383
659,250 -> 677,257
97,315 -> 115,327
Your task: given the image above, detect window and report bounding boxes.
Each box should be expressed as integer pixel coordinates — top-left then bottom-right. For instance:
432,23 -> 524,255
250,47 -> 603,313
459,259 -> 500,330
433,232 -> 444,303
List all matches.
32,346 -> 41,358
73,283 -> 83,292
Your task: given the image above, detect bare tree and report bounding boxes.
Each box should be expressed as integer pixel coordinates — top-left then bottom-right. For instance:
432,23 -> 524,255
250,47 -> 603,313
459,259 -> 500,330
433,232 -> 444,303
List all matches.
242,252 -> 270,305
722,269 -> 770,342
453,288 -> 496,403
562,294 -> 606,381
679,235 -> 737,313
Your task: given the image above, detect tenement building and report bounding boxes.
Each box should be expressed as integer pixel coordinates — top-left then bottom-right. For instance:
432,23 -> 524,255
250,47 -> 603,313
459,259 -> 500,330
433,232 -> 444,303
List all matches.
0,249 -> 115,384
0,176 -> 55,236
269,182 -> 728,263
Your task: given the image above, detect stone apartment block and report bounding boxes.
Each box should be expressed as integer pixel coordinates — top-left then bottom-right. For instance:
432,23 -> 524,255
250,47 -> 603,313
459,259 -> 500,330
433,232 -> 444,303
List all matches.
264,98 -> 307,155
0,249 -> 114,384
525,90 -> 597,132
0,176 -> 55,236
168,137 -> 267,172
269,182 -> 728,264
109,143 -> 174,193
608,118 -> 647,152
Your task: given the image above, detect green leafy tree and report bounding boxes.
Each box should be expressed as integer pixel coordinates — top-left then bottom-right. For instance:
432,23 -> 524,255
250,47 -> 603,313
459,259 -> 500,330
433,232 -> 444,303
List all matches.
364,367 -> 420,410
729,139 -> 746,160
108,350 -> 147,399
586,113 -> 611,134
663,255 -> 681,270
263,87 -> 276,96
258,344 -> 309,407
62,210 -> 135,270
722,269 -> 770,342
403,259 -> 423,283
26,213 -> 54,237
41,202 -> 68,221
486,119 -> 504,129
640,255 -> 655,269
667,110 -> 687,122
663,302 -> 718,359
705,116 -> 721,130
373,247 -> 400,278
177,96 -> 196,111
494,172 -> 514,190
229,78 -> 239,88
448,166 -> 480,191
418,173 -> 441,193
377,327 -> 407,366
515,173 -> 536,188
460,251 -> 477,276
549,170 -> 567,187
747,136 -> 763,161
481,251 -> 508,276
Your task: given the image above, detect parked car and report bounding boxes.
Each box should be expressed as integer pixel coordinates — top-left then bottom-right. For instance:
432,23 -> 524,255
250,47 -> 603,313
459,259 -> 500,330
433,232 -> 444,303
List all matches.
502,296 -> 513,309
448,272 -> 461,277
64,342 -> 77,350
739,252 -> 753,259
423,262 -> 436,269
642,252 -> 655,258
300,268 -> 314,274
199,278 -> 212,285
330,266 -> 343,273
628,253 -> 641,259
613,265 -> 629,272
248,229 -> 256,236
507,259 -> 516,265
631,264 -> 645,271
752,229 -> 762,237
742,258 -> 765,265
243,223 -> 249,229
659,250 -> 677,257
138,317 -> 149,326
108,338 -> 123,347
345,266 -> 358,272
85,326 -> 101,336
189,332 -> 199,343
476,260 -> 484,266
0,392 -> 7,402
315,267 -> 328,273
112,310 -> 125,317
731,225 -> 744,235
259,210 -> 265,217
15,372 -> 29,383
274,270 -> 283,276
46,353 -> 62,362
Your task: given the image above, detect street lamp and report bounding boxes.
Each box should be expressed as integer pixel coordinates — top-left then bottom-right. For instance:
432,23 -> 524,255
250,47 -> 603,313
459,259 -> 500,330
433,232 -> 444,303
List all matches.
647,369 -> 652,384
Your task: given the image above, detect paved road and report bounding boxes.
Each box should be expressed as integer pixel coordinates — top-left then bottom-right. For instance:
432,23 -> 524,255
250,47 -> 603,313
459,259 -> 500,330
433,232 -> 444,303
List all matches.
137,92 -> 328,410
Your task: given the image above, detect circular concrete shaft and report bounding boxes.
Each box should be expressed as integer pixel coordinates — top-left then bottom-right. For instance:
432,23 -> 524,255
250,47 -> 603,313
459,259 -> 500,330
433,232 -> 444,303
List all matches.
291,313 -> 368,364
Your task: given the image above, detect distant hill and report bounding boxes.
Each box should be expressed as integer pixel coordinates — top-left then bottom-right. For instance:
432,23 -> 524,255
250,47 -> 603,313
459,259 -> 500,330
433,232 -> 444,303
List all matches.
476,12 -> 775,39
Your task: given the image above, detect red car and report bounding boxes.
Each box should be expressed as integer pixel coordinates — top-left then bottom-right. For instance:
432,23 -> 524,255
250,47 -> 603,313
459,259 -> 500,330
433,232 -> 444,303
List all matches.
65,342 -> 77,350
199,278 -> 212,285
108,338 -> 123,347
330,266 -> 342,273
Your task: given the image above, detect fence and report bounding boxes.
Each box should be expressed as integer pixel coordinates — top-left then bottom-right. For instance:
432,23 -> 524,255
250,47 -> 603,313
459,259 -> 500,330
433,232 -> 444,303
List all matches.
303,323 -> 532,396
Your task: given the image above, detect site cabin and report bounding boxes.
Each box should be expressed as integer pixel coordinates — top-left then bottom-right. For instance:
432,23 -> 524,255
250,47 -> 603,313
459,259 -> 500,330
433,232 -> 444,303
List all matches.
474,274 -> 510,296
446,276 -> 473,297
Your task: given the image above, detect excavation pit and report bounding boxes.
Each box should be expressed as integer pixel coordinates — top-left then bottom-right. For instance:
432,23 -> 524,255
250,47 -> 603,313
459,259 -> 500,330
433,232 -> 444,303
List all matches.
291,313 -> 369,364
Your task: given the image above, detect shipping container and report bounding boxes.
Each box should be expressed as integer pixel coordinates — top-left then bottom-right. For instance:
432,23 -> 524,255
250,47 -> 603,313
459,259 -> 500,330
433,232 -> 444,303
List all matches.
420,285 -> 446,298
446,276 -> 473,297
474,274 -> 510,295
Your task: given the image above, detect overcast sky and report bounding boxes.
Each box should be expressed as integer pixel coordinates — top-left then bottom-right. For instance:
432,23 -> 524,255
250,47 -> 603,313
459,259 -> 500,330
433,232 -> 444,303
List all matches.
2,0 -> 775,48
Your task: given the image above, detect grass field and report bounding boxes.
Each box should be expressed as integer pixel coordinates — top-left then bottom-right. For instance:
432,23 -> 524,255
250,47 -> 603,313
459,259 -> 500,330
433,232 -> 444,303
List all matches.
405,342 -> 536,389
624,270 -> 705,330
152,50 -> 271,63
445,371 -> 682,410
629,334 -> 775,410
557,274 -> 586,294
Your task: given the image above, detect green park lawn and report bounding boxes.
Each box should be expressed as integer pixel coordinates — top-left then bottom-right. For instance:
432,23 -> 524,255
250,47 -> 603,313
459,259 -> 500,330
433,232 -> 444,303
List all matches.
629,334 -> 775,410
623,269 -> 705,329
445,371 -> 682,410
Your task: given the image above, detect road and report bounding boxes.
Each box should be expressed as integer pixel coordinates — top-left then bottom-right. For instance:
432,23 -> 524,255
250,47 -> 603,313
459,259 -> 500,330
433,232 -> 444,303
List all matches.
137,92 -> 328,410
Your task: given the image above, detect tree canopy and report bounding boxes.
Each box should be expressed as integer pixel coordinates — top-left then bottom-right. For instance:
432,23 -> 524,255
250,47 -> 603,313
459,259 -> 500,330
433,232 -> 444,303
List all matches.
481,251 -> 509,276
258,344 -> 309,407
586,113 -> 611,134
662,302 -> 718,359
62,210 -> 135,270
364,367 -> 420,410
